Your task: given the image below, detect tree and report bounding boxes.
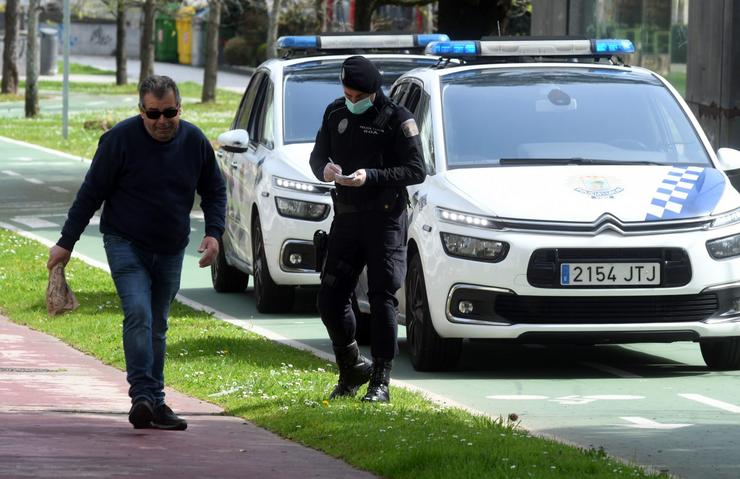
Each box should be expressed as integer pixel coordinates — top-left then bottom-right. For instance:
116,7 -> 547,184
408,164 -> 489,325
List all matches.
25,0 -> 41,117
139,0 -> 156,84
315,0 -> 328,32
115,0 -> 127,85
202,0 -> 222,103
1,0 -> 20,94
266,0 -> 283,58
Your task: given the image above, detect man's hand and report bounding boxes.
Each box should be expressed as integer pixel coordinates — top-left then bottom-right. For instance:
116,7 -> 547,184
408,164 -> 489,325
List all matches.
334,168 -> 366,187
323,161 -> 342,182
47,245 -> 71,270
197,236 -> 219,268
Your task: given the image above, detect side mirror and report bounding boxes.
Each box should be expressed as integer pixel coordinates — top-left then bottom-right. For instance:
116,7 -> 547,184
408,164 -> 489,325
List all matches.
717,148 -> 740,172
217,129 -> 250,154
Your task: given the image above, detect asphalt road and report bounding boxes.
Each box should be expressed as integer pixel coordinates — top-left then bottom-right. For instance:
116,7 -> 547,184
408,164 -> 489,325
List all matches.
3,135 -> 740,479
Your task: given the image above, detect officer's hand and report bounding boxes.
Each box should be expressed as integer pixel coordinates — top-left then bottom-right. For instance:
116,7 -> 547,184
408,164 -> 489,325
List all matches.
197,236 -> 219,268
47,245 -> 71,270
323,162 -> 342,182
335,169 -> 366,187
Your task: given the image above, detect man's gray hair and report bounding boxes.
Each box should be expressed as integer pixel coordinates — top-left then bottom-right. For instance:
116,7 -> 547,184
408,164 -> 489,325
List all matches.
138,75 -> 181,107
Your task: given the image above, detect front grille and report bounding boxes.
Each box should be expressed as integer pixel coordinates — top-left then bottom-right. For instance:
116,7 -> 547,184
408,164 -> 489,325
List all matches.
495,293 -> 719,324
528,247 -> 692,288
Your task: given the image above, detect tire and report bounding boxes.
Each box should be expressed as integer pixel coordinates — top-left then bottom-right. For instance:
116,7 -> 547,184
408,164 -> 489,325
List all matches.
211,237 -> 249,293
351,293 -> 372,346
700,337 -> 740,370
252,218 -> 295,313
405,253 -> 462,371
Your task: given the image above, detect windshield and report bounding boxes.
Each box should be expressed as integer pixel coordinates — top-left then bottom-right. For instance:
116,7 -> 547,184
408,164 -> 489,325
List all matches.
441,68 -> 711,169
283,58 -> 437,144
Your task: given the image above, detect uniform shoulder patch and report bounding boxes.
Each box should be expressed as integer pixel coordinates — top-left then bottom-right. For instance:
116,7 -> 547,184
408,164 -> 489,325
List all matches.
400,119 -> 419,138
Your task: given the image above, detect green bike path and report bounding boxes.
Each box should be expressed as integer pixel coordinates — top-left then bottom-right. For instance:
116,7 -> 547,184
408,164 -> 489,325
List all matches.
3,135 -> 740,479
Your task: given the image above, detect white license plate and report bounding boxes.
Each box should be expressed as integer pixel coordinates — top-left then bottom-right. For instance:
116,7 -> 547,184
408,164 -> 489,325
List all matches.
560,262 -> 660,286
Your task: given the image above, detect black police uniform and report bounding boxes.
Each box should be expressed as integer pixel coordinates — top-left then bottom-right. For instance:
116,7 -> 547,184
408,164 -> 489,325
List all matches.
309,57 -> 425,402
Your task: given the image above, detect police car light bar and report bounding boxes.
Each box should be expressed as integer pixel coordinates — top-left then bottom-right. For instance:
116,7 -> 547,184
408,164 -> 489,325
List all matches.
425,38 -> 634,58
277,34 -> 450,51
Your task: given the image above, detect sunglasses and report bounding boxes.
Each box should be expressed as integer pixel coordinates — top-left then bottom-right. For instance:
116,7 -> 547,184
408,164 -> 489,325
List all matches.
142,107 -> 179,120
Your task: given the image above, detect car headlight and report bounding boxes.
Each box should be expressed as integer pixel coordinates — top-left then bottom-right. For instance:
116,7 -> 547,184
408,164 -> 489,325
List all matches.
710,207 -> 740,229
273,176 -> 332,195
707,233 -> 740,259
275,197 -> 330,221
440,232 -> 508,262
437,207 -> 502,230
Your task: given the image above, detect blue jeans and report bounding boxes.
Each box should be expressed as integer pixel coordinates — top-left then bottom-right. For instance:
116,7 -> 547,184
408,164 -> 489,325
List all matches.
104,234 -> 184,406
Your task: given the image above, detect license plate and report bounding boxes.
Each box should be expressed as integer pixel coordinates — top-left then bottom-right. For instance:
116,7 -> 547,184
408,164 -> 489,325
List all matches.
560,262 -> 660,286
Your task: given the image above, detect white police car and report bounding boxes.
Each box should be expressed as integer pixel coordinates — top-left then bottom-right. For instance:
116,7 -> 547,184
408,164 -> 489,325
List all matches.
212,34 -> 447,313
353,38 -> 740,371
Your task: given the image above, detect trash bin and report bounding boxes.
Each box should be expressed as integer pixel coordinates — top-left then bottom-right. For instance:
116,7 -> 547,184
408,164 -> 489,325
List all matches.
190,8 -> 208,67
175,6 -> 196,64
155,12 -> 178,62
40,27 -> 58,76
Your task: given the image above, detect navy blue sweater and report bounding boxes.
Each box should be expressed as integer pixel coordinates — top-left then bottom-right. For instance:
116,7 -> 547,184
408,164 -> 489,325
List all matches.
58,116 -> 226,254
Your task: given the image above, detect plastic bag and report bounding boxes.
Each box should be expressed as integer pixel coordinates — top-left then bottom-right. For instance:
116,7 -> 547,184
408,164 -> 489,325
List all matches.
46,263 -> 79,316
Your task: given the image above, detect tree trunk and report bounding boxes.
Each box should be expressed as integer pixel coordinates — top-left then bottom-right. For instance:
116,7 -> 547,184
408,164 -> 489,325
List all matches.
25,0 -> 40,117
115,0 -> 127,85
353,0 -> 376,31
266,0 -> 282,59
201,0 -> 221,103
139,0 -> 156,84
1,0 -> 19,94
315,0 -> 327,32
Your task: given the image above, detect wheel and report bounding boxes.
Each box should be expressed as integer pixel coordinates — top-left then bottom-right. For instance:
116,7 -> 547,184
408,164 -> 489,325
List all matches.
405,253 -> 462,371
700,337 -> 740,370
252,218 -> 295,313
211,237 -> 249,293
351,293 -> 372,346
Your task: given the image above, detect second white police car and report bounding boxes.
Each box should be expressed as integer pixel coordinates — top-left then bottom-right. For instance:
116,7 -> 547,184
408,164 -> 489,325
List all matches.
353,38 -> 740,371
212,34 -> 446,313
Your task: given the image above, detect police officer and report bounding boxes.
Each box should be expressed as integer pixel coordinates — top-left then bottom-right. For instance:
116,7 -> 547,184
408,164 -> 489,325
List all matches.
309,55 -> 426,403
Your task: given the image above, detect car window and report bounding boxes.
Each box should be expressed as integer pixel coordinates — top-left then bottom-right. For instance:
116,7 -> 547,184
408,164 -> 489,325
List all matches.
258,80 -> 275,149
416,92 -> 435,175
440,68 -> 711,169
246,76 -> 271,145
391,82 -> 409,103
282,57 -> 438,144
234,71 -> 266,131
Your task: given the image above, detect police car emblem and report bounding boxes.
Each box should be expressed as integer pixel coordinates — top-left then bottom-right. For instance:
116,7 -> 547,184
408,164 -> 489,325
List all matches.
338,118 -> 348,134
401,119 -> 419,137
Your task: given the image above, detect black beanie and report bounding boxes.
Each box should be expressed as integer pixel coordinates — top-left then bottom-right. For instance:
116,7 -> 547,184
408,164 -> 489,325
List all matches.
340,56 -> 382,93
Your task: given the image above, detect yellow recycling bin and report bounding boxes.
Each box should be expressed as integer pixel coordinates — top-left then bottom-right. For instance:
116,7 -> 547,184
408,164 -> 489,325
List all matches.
176,6 -> 196,64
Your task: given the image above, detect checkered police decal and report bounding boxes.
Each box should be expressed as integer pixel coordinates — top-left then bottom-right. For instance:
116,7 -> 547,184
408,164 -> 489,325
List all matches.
645,166 -> 725,220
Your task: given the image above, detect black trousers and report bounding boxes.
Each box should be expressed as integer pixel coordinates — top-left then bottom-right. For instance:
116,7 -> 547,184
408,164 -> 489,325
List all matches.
317,207 -> 407,360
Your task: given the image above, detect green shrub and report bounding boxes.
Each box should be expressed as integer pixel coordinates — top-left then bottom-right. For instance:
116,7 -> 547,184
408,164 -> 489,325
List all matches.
255,43 -> 267,65
223,36 -> 251,66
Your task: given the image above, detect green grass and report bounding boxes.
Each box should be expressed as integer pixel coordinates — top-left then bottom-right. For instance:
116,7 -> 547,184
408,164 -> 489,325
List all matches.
0,81 -> 240,158
665,71 -> 686,97
0,229 -> 664,479
55,61 -> 116,75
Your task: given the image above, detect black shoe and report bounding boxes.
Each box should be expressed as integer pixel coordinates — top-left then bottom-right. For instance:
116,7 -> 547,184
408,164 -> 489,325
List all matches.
151,404 -> 188,431
361,358 -> 392,403
329,341 -> 372,399
128,397 -> 154,429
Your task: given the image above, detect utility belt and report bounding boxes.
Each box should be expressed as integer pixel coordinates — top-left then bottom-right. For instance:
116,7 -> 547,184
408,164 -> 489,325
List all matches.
331,188 -> 405,215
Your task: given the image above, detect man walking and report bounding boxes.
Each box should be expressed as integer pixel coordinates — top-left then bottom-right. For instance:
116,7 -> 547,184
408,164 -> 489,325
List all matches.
47,75 -> 226,430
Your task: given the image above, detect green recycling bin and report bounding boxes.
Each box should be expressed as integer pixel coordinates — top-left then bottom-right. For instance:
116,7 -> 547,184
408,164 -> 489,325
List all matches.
155,13 -> 178,62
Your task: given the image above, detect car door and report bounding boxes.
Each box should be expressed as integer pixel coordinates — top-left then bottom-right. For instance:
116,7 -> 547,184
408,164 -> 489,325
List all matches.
242,73 -> 275,266
225,71 -> 268,263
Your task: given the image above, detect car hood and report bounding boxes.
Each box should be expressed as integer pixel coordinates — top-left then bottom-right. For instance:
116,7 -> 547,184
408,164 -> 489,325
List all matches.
273,143 -> 323,182
441,165 -> 731,222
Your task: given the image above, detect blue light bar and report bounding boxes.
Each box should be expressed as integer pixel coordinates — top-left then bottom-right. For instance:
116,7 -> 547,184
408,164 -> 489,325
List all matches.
426,41 -> 480,56
592,39 -> 635,54
277,36 -> 318,49
416,34 -> 451,47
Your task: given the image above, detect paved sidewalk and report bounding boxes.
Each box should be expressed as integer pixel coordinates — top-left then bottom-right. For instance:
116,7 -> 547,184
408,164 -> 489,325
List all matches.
0,315 -> 375,478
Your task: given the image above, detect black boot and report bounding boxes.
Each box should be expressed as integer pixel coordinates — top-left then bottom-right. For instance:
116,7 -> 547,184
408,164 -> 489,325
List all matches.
329,341 -> 372,399
361,358 -> 392,403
